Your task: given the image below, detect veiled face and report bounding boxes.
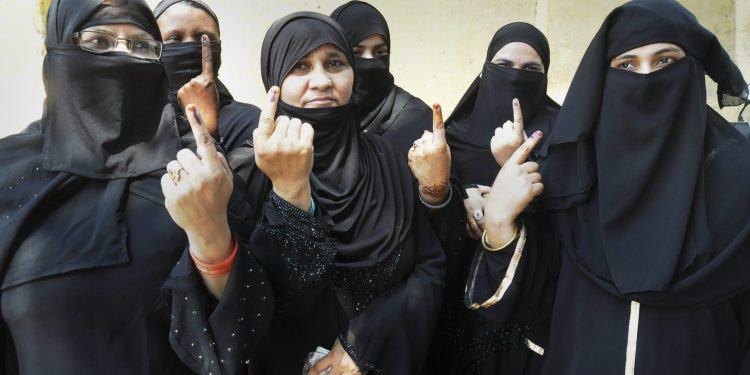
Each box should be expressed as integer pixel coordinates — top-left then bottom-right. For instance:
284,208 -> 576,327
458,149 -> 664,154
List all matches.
157,3 -> 219,43
490,42 -> 545,73
280,44 -> 354,108
610,42 -> 686,74
353,33 -> 388,59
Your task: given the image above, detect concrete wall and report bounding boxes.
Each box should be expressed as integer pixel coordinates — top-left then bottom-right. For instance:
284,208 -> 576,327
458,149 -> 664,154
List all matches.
0,0 -> 745,138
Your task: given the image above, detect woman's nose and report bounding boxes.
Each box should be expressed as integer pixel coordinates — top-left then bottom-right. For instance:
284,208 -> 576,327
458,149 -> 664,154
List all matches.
308,67 -> 332,90
113,39 -> 130,53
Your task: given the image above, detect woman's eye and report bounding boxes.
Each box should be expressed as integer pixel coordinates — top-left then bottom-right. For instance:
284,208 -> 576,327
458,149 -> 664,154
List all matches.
617,61 -> 636,70
131,41 -> 151,52
494,62 -> 511,68
83,37 -> 112,49
292,62 -> 309,71
326,60 -> 344,69
524,65 -> 542,72
376,49 -> 388,56
166,35 -> 181,42
656,56 -> 675,65
352,48 -> 362,56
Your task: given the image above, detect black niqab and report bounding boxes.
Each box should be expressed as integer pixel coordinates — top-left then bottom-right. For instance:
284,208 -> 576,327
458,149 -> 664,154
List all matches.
540,0 -> 750,304
446,22 -> 559,186
259,12 -> 414,267
42,0 -> 178,179
331,2 -> 408,135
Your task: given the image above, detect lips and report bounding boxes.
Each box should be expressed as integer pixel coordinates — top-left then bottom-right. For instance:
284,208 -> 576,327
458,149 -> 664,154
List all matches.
305,96 -> 337,106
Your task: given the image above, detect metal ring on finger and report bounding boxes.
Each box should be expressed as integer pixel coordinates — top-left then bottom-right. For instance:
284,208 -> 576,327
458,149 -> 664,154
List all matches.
473,210 -> 484,222
167,163 -> 184,184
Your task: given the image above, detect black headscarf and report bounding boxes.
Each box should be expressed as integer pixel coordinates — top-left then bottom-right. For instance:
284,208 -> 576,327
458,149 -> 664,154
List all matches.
258,12 -> 414,268
446,22 -> 559,187
42,0 -> 178,179
539,0 -> 750,306
0,0 -> 178,288
330,2 -> 399,132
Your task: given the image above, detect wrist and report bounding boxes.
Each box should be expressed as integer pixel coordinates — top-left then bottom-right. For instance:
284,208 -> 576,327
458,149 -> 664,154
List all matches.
272,179 -> 312,211
419,180 -> 450,205
485,218 -> 517,249
186,219 -> 232,264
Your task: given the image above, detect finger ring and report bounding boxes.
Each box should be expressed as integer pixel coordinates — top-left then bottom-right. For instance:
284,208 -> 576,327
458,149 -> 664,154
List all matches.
167,164 -> 184,184
474,210 -> 484,221
467,215 -> 477,229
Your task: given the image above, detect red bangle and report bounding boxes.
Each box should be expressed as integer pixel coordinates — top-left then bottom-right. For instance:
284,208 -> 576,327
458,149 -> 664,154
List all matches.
190,238 -> 238,277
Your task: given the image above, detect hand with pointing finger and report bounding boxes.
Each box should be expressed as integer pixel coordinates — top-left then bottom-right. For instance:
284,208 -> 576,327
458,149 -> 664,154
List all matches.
161,104 -> 234,295
484,131 -> 544,248
252,86 -> 314,211
408,103 -> 452,206
490,98 -> 528,166
177,34 -> 220,138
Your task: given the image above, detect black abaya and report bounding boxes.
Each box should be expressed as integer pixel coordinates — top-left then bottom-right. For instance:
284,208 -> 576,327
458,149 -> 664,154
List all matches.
470,1 -> 750,374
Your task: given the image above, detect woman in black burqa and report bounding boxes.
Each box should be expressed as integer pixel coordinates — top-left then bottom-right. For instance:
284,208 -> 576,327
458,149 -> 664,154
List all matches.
154,0 -> 261,152
330,1 -> 432,158
423,22 -> 560,375
472,1 -> 750,374
227,11 -> 446,375
0,1 -> 330,374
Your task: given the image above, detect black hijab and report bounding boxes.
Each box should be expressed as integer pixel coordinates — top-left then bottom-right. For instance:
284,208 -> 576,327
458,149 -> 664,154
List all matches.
330,2 -> 399,132
446,22 -> 559,187
539,0 -> 750,306
43,0 -> 178,179
258,12 -> 414,268
0,0 -> 178,289
153,0 -> 234,114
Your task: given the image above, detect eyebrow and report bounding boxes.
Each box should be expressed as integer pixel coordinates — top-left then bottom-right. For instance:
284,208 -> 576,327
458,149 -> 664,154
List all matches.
356,42 -> 388,49
326,50 -> 346,58
87,27 -> 153,39
614,47 -> 681,60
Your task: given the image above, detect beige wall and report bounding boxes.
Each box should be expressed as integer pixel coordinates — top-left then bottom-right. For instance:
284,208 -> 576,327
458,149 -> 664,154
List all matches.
0,0 -> 746,138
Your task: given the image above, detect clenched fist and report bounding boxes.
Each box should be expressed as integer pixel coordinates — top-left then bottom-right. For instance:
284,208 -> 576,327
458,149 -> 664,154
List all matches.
408,104 -> 452,206
253,86 -> 314,211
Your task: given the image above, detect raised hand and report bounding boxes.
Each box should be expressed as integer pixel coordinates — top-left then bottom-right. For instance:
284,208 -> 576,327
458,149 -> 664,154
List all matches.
484,131 -> 543,248
308,338 -> 362,375
408,103 -> 452,206
252,86 -> 314,211
490,98 -> 527,166
177,34 -> 220,138
161,104 -> 233,264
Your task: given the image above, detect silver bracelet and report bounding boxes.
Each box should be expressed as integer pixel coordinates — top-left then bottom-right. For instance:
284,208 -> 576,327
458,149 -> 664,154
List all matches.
418,184 -> 452,209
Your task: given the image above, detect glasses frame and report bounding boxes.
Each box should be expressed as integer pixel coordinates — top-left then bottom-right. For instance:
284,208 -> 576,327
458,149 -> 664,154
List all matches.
72,30 -> 163,60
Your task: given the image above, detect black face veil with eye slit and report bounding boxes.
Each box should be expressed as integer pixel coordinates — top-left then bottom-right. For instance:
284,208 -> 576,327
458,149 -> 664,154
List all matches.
537,0 -> 750,304
446,22 -> 560,187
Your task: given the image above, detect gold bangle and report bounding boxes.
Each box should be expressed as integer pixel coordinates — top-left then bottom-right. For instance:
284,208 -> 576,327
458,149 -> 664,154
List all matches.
481,224 -> 518,252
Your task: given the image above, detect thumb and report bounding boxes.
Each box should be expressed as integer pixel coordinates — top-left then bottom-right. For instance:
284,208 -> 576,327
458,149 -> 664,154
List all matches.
507,130 -> 543,165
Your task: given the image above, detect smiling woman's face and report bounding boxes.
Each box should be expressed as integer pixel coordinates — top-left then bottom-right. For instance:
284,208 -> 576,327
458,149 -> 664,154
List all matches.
279,44 -> 354,108
610,42 -> 686,74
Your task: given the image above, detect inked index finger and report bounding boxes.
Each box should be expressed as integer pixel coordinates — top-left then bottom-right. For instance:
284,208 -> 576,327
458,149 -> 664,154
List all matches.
507,130 -> 543,165
432,103 -> 446,145
201,35 -> 214,80
257,86 -> 279,140
512,98 -> 524,140
186,104 -> 220,165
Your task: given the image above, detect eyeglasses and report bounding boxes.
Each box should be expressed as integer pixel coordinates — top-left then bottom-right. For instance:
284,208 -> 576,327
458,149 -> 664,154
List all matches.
72,30 -> 162,59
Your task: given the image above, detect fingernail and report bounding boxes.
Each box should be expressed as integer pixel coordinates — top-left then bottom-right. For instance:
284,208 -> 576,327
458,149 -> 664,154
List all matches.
513,98 -> 519,107
532,130 -> 543,139
270,87 -> 277,102
202,35 -> 209,47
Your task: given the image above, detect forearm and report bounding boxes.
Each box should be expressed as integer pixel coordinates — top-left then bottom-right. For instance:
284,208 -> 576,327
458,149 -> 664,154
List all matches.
186,221 -> 233,299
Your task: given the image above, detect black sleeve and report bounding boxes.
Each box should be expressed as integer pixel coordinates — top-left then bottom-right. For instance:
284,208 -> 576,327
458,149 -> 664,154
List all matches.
251,192 -> 336,315
464,217 -> 558,330
340,206 -> 447,374
166,238 -> 274,375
